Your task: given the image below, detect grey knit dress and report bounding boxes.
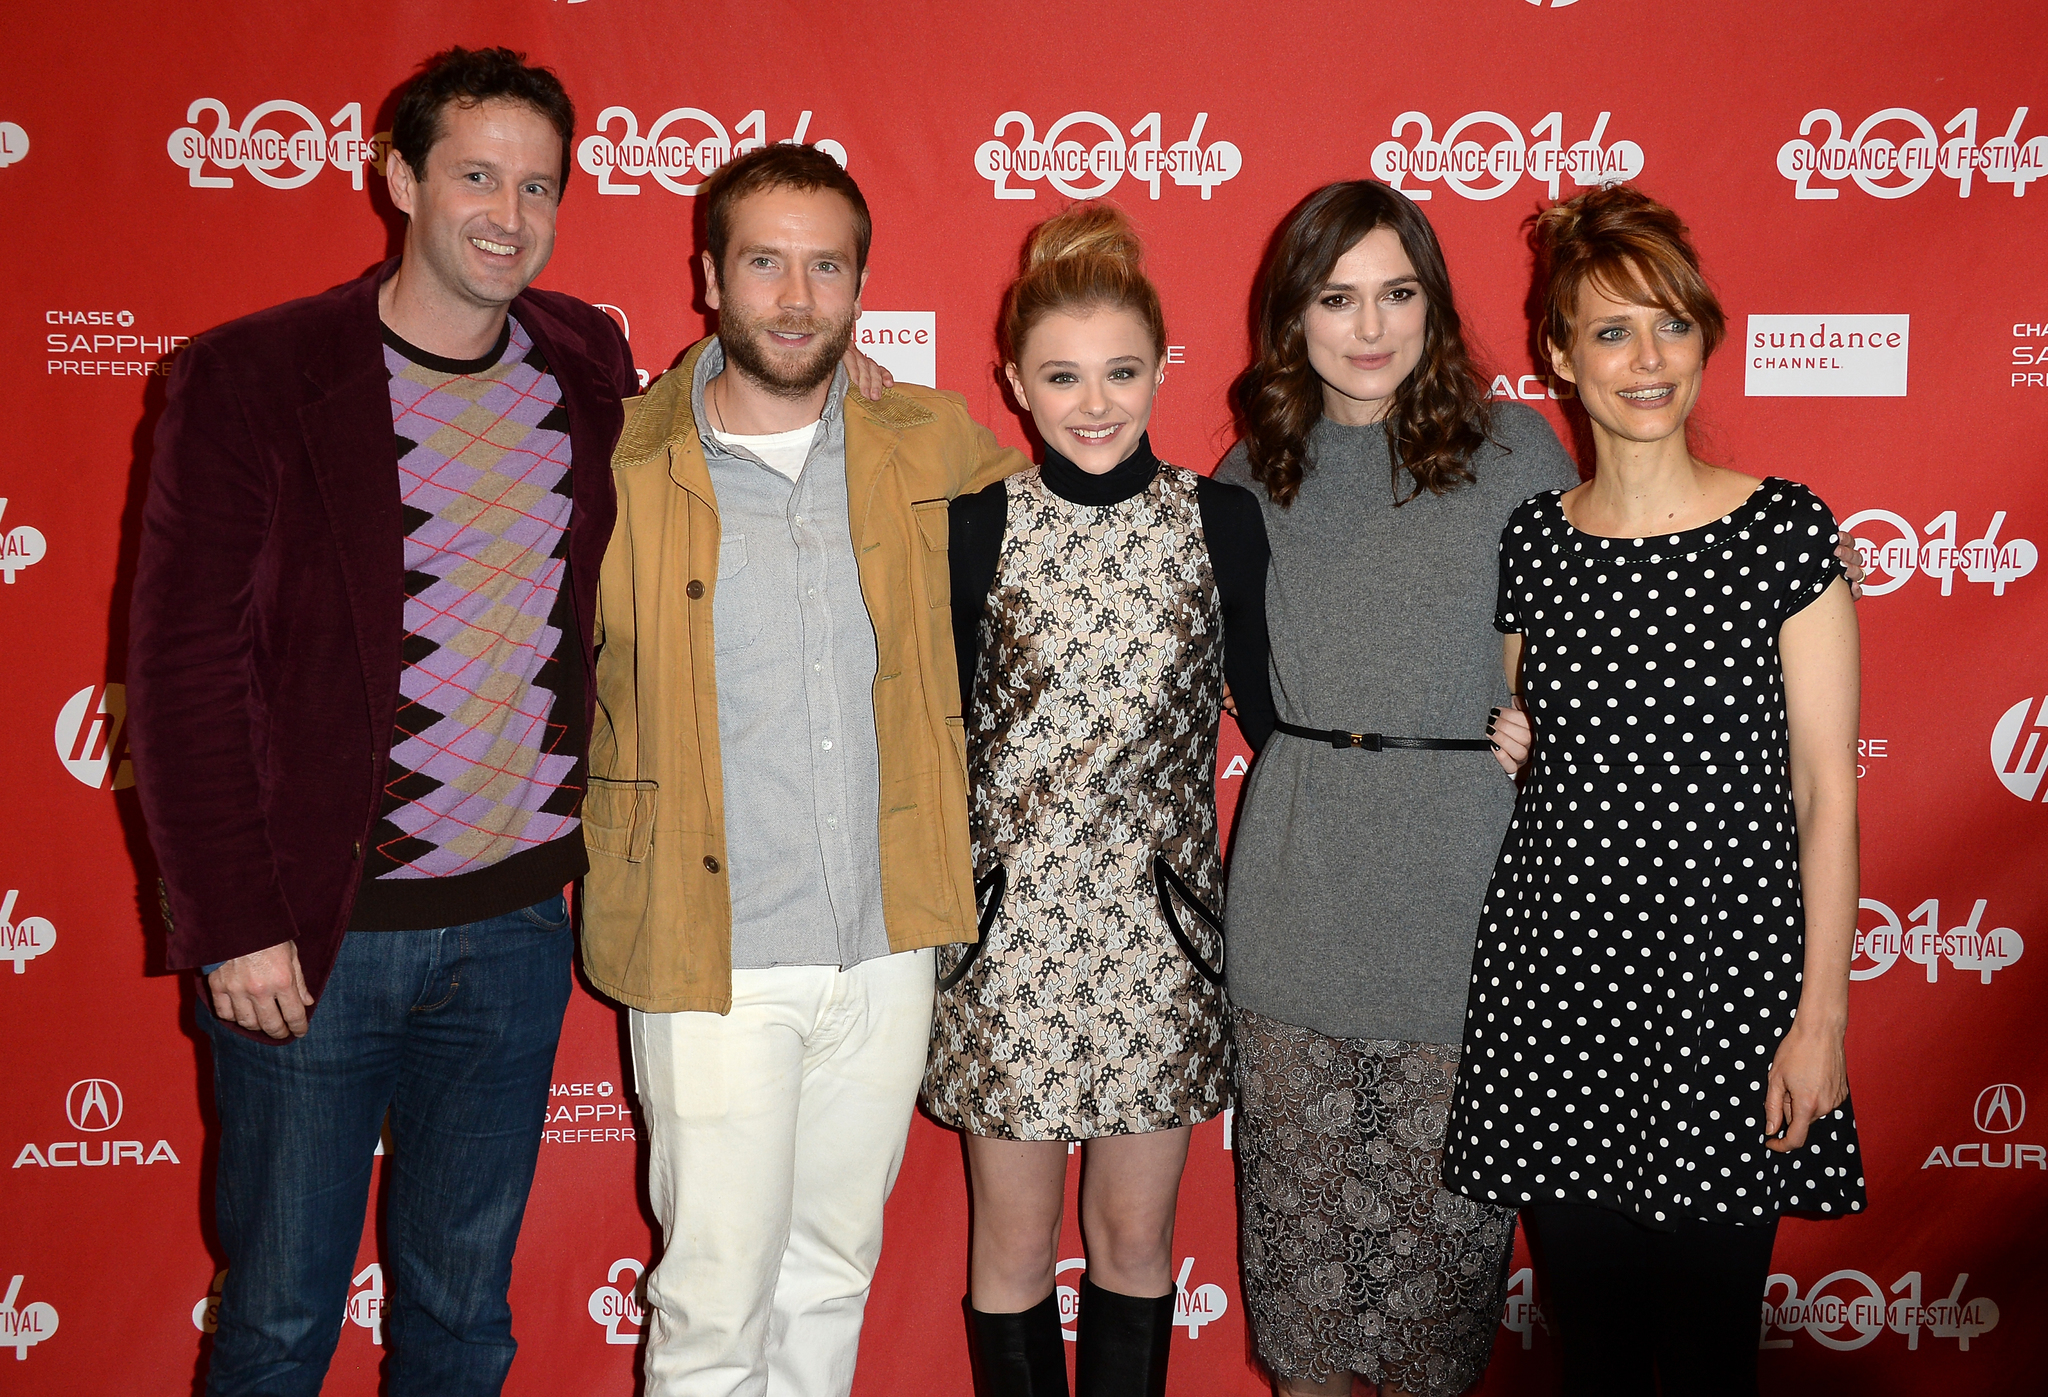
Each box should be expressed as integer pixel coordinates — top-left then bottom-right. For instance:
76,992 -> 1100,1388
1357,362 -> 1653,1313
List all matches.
1214,403 -> 1578,1395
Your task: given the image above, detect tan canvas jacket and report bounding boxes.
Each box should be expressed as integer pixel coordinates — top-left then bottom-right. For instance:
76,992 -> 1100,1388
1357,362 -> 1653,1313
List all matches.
580,337 -> 1029,1013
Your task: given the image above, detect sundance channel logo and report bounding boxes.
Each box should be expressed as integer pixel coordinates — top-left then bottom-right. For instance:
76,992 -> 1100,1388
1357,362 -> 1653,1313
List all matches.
854,312 -> 934,388
1744,316 -> 1908,397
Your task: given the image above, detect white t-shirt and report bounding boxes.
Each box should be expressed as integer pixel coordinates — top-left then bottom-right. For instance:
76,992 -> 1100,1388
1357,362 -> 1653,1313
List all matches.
710,420 -> 821,483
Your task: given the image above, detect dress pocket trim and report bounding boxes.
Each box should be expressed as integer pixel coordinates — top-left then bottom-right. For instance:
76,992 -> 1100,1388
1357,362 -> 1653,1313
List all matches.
937,864 -> 1007,992
1152,854 -> 1226,986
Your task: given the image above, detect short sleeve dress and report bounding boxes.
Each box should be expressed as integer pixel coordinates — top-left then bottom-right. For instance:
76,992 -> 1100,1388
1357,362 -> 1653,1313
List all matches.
1442,479 -> 1867,1228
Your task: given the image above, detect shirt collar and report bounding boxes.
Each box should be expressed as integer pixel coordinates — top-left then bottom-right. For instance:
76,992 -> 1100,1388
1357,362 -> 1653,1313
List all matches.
693,336 -> 846,463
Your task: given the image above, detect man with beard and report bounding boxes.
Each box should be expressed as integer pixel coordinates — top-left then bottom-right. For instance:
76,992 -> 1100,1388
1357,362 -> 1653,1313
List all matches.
579,143 -> 1028,1395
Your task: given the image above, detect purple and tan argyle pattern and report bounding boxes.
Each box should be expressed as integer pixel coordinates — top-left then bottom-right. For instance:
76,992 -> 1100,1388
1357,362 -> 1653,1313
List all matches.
366,320 -> 581,882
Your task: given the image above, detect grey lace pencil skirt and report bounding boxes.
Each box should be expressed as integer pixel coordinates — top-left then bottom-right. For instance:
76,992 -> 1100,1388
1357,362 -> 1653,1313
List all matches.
1232,1008 -> 1516,1396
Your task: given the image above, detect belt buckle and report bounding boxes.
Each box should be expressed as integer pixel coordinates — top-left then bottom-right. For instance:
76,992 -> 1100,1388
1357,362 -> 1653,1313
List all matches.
1339,731 -> 1381,751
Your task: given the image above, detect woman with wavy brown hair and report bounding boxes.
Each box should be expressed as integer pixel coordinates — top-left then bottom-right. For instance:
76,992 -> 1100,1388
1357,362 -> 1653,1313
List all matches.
1215,179 -> 1577,1397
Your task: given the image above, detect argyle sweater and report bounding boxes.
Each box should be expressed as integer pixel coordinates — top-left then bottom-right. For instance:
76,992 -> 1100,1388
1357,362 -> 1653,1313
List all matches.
348,317 -> 587,930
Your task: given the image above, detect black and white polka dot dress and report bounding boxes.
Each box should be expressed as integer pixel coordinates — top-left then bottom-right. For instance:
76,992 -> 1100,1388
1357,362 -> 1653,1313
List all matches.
1441,480 -> 1866,1227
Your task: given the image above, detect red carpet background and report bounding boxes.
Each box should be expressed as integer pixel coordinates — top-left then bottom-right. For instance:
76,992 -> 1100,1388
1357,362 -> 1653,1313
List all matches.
1,2 -> 2042,1391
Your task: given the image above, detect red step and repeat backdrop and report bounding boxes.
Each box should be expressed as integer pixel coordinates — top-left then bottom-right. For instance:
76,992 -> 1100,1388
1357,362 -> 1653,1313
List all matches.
2,1 -> 2043,1392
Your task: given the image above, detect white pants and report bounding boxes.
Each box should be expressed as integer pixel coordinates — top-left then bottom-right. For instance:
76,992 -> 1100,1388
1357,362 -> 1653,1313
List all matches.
630,949 -> 936,1397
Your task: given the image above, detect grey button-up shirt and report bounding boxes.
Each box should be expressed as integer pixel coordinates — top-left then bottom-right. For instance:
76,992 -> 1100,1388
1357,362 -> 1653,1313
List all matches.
693,341 -> 891,969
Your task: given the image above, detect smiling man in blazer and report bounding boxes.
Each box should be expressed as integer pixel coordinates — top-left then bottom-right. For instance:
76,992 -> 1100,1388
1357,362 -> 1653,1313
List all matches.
127,47 -> 636,1396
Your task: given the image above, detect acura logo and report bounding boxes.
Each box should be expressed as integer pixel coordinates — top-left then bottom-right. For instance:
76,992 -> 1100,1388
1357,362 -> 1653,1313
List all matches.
65,1078 -> 124,1132
1974,1083 -> 2026,1135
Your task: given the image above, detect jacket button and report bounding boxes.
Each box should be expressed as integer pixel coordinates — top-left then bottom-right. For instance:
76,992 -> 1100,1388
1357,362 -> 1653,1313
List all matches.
703,855 -> 721,874
686,579 -> 705,599
353,841 -> 363,859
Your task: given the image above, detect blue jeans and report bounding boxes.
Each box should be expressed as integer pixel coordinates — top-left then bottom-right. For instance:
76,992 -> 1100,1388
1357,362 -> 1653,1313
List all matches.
199,896 -> 573,1397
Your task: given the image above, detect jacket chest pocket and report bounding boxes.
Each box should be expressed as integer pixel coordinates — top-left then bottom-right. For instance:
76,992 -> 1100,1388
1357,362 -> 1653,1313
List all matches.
911,499 -> 950,610
712,534 -> 761,654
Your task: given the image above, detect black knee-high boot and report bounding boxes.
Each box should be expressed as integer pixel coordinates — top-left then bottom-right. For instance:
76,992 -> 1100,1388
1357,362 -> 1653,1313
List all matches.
968,1292 -> 1070,1397
1074,1277 -> 1172,1397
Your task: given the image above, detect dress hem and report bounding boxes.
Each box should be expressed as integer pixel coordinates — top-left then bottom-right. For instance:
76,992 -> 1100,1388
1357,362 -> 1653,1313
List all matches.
919,1098 -> 1227,1143
1441,1178 -> 1868,1232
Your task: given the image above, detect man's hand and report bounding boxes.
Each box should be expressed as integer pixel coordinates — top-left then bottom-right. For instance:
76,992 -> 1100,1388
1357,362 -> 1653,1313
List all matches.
843,345 -> 894,401
1838,535 -> 1867,599
207,941 -> 315,1040
1488,698 -> 1533,777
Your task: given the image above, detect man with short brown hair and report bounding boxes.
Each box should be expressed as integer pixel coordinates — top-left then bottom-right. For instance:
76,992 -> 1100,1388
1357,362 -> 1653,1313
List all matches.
581,143 -> 1025,1395
129,47 -> 635,1396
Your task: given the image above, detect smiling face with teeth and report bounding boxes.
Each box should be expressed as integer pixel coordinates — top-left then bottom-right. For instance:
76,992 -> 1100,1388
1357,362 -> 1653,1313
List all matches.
1548,276 -> 1706,451
384,98 -> 562,336
1004,308 -> 1163,474
702,185 -> 868,423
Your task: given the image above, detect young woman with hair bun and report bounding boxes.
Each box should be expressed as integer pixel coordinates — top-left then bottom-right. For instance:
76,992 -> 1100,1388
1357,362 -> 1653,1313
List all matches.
921,202 -> 1276,1397
1442,183 -> 1866,1395
1214,179 -> 1578,1397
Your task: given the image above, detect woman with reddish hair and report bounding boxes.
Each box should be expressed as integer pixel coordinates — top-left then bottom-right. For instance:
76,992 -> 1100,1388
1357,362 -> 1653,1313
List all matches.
1442,184 -> 1866,1395
1216,179 -> 1576,1397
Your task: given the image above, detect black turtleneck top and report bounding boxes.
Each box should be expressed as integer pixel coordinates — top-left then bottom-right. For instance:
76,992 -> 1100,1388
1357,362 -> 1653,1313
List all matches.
949,435 -> 1277,750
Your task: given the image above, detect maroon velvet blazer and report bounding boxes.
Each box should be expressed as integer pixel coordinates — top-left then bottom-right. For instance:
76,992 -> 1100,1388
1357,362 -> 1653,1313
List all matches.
127,259 -> 636,1014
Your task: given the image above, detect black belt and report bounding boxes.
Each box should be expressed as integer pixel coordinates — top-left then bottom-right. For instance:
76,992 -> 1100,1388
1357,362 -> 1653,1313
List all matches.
1272,719 -> 1491,752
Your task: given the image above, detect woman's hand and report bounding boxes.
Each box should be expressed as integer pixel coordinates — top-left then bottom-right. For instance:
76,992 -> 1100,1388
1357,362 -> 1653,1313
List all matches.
843,345 -> 894,400
1488,697 -> 1532,776
1222,681 -> 1237,717
1837,535 -> 1868,599
1764,1015 -> 1850,1151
